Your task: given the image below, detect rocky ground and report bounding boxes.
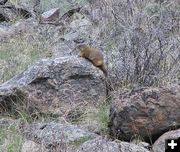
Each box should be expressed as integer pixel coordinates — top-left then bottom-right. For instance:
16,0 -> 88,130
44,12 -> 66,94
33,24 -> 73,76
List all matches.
0,0 -> 179,152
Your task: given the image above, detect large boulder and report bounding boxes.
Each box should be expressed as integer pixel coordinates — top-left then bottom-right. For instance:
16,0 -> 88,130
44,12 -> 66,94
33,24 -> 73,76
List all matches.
76,137 -> 150,152
109,85 -> 180,142
153,129 -> 180,152
0,56 -> 106,115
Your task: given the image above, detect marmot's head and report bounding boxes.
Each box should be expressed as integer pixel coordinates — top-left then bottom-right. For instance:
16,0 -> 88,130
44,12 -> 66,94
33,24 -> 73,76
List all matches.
78,44 -> 89,57
78,44 -> 89,50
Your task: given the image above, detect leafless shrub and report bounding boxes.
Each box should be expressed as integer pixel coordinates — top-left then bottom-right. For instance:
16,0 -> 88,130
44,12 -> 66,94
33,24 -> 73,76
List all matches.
93,0 -> 180,87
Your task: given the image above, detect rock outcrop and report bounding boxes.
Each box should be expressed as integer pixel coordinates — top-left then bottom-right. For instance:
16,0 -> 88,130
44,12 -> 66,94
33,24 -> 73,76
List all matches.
0,56 -> 106,115
109,85 -> 180,142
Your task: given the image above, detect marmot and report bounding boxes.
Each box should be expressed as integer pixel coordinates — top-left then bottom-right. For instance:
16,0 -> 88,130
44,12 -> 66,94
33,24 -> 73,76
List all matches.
78,44 -> 107,76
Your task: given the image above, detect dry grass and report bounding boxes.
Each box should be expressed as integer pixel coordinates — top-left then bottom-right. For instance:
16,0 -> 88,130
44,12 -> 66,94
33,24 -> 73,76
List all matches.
0,34 -> 51,84
0,123 -> 24,152
64,102 -> 110,136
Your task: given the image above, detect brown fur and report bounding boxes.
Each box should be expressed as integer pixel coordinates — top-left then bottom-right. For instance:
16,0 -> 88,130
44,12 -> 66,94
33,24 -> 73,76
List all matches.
78,44 -> 107,76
